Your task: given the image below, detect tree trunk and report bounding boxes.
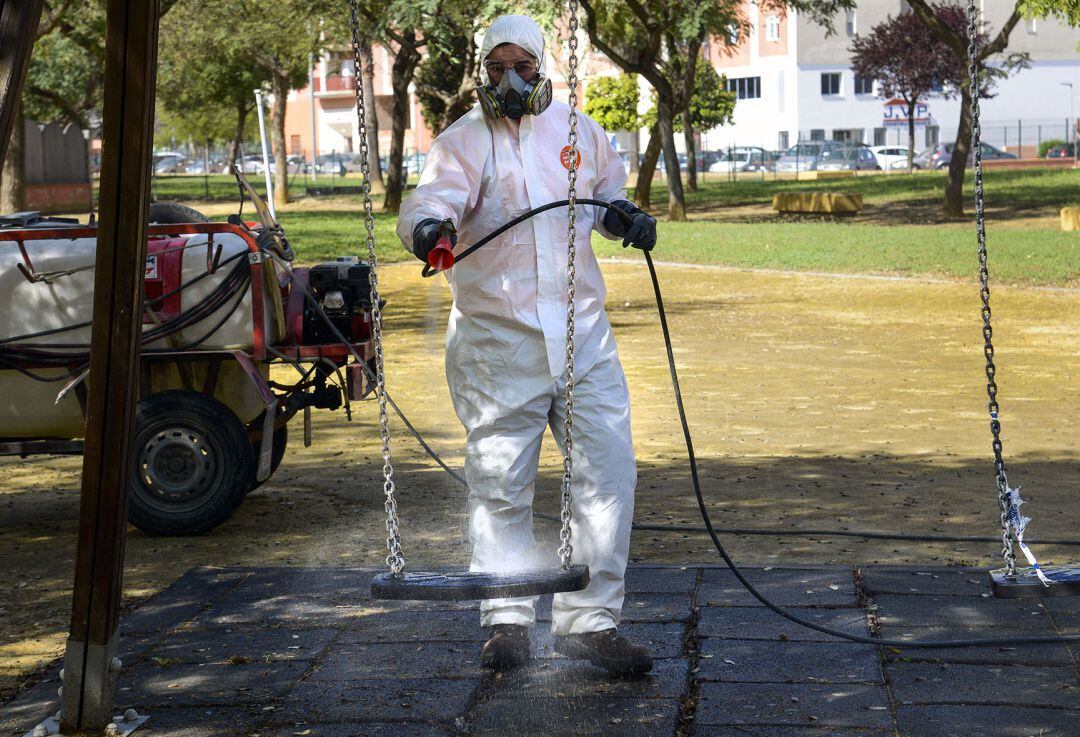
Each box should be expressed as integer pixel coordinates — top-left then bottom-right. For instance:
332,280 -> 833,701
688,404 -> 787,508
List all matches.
229,101 -> 247,171
383,41 -> 421,214
944,82 -> 973,218
271,72 -> 290,209
906,98 -> 917,171
683,110 -> 697,191
657,99 -> 686,221
0,101 -> 24,213
628,126 -> 639,174
634,122 -> 661,209
359,36 -> 385,194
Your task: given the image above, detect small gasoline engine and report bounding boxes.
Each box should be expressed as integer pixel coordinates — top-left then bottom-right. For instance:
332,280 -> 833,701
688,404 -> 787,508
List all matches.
303,257 -> 373,345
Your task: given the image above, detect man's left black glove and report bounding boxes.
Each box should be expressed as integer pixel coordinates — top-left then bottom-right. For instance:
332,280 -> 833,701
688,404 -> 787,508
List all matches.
411,218 -> 457,263
603,199 -> 657,252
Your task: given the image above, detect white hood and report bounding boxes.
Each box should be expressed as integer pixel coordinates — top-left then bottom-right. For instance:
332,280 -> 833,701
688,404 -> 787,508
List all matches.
479,15 -> 548,85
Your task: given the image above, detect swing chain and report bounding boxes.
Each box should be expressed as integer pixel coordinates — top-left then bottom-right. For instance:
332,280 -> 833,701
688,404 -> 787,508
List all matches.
349,0 -> 405,575
558,0 -> 581,571
966,0 -> 1016,576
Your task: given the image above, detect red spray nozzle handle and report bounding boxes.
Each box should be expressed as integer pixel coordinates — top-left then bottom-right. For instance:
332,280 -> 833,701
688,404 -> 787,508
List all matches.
424,236 -> 456,274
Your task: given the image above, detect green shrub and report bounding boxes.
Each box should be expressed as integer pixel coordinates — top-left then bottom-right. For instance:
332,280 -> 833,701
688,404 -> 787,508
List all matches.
1038,139 -> 1066,158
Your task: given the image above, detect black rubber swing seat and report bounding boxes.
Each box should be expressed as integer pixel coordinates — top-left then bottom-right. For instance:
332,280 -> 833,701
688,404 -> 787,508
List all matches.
990,563 -> 1080,599
371,565 -> 590,601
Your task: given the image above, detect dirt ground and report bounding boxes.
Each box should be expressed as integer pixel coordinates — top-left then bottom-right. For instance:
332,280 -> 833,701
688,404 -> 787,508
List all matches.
2,259 -> 1078,697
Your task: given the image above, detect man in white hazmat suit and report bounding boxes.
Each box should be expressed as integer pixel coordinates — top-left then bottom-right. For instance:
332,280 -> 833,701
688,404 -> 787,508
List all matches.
397,14 -> 657,676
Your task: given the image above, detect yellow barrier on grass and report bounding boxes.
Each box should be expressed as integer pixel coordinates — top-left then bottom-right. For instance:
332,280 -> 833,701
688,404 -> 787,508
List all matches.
1061,206 -> 1080,231
772,192 -> 863,215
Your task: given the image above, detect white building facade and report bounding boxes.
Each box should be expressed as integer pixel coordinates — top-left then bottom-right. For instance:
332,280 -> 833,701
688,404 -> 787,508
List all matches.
707,1 -> 1080,156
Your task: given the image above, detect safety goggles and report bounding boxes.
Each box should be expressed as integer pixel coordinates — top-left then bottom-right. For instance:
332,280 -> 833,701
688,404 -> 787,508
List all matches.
483,59 -> 538,78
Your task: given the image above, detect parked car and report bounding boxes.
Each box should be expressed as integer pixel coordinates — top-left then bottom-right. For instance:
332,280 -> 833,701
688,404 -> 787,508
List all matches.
869,146 -> 911,170
707,147 -> 772,173
816,144 -> 881,172
773,141 -> 843,173
238,154 -> 266,175
1044,142 -> 1076,158
911,142 -> 1018,169
185,158 -> 228,175
152,154 -> 186,174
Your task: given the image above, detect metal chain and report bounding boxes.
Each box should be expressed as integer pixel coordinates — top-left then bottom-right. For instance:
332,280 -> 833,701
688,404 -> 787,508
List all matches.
558,0 -> 581,570
966,0 -> 1016,576
349,0 -> 405,575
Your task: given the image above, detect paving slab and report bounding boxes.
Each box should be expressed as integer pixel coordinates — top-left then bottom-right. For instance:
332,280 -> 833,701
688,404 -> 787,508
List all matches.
535,592 -> 694,623
132,706 -> 267,737
885,662 -> 1079,708
276,677 -> 476,724
623,566 -> 699,593
894,704 -> 1080,737
532,622 -> 688,660
871,594 -> 1054,628
695,682 -> 893,729
119,567 -> 246,636
700,568 -> 858,607
470,694 -> 680,736
492,657 -> 689,699
698,606 -> 871,641
697,639 -> 881,684
859,567 -> 993,597
145,625 -> 339,665
877,626 -> 1076,666
264,724 -> 451,737
692,728 -> 891,736
114,660 -> 309,708
337,610 -> 486,643
305,641 -> 484,681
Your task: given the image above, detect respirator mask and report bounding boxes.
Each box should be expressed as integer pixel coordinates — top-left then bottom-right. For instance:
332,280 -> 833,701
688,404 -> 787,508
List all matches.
476,64 -> 552,120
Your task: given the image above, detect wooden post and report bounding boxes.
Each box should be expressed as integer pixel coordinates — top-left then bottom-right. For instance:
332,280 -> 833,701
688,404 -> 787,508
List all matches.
59,0 -> 160,732
0,0 -> 44,165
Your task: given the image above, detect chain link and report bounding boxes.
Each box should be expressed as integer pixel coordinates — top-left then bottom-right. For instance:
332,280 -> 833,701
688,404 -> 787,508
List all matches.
349,0 -> 405,575
558,0 -> 581,570
966,0 -> 1016,576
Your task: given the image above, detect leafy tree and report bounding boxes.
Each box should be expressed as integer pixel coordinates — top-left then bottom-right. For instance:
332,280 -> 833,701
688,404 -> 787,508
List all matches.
850,7 -> 965,171
906,0 -> 1078,216
584,74 -> 641,171
157,0 -> 270,169
415,27 -> 479,136
572,0 -> 853,218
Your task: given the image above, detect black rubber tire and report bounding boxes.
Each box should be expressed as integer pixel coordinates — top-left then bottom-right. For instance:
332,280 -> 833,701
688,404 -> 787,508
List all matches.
248,420 -> 288,493
128,391 -> 254,536
149,201 -> 211,224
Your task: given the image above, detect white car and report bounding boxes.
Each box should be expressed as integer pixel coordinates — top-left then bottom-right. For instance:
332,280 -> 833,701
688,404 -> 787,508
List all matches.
870,146 -> 911,170
708,147 -> 771,173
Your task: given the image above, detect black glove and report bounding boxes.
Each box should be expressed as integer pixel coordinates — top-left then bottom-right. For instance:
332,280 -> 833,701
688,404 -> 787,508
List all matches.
603,200 -> 656,251
412,218 -> 457,263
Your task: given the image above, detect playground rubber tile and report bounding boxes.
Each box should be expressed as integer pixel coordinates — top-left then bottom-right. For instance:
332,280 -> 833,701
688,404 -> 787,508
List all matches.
694,682 -> 892,729
884,662 -> 1079,708
229,567 -> 376,599
699,568 -> 858,607
0,680 -> 58,735
697,639 -> 881,684
189,595 -> 370,628
120,567 -> 245,636
894,704 -> 1080,737
305,641 -> 483,681
470,694 -> 680,736
533,622 -> 688,659
536,592 -> 693,623
871,594 -> 1054,628
337,609 -> 486,643
877,627 -> 1075,666
623,566 -> 699,594
858,567 -> 993,597
277,677 -> 476,724
145,625 -> 339,665
492,657 -> 690,699
691,728 -> 891,736
697,606 -> 870,641
263,724 -> 451,737
113,660 -> 308,708
132,706 -> 266,736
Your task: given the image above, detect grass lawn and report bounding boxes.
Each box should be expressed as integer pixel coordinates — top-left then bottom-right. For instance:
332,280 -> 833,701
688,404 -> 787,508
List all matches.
149,166 -> 1080,286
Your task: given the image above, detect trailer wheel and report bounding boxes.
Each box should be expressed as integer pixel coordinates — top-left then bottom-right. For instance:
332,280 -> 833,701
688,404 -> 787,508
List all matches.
248,420 -> 288,493
149,201 -> 211,224
128,391 -> 253,535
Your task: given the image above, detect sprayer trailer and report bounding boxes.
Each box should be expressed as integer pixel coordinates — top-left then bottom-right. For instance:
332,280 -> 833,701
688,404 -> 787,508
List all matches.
0,177 -> 377,535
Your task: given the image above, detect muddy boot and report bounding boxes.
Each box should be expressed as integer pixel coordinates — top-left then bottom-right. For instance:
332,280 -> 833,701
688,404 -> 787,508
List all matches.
480,624 -> 531,671
553,628 -> 653,676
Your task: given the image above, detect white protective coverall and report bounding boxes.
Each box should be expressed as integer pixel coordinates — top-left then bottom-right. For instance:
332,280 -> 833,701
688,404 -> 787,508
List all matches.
396,15 -> 636,636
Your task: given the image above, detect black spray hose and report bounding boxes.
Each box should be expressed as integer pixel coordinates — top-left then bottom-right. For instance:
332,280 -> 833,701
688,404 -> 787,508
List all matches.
286,205 -> 1079,648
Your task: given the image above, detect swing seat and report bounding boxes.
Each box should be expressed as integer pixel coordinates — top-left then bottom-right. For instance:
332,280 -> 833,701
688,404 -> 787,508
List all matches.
990,563 -> 1080,598
371,565 -> 589,601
